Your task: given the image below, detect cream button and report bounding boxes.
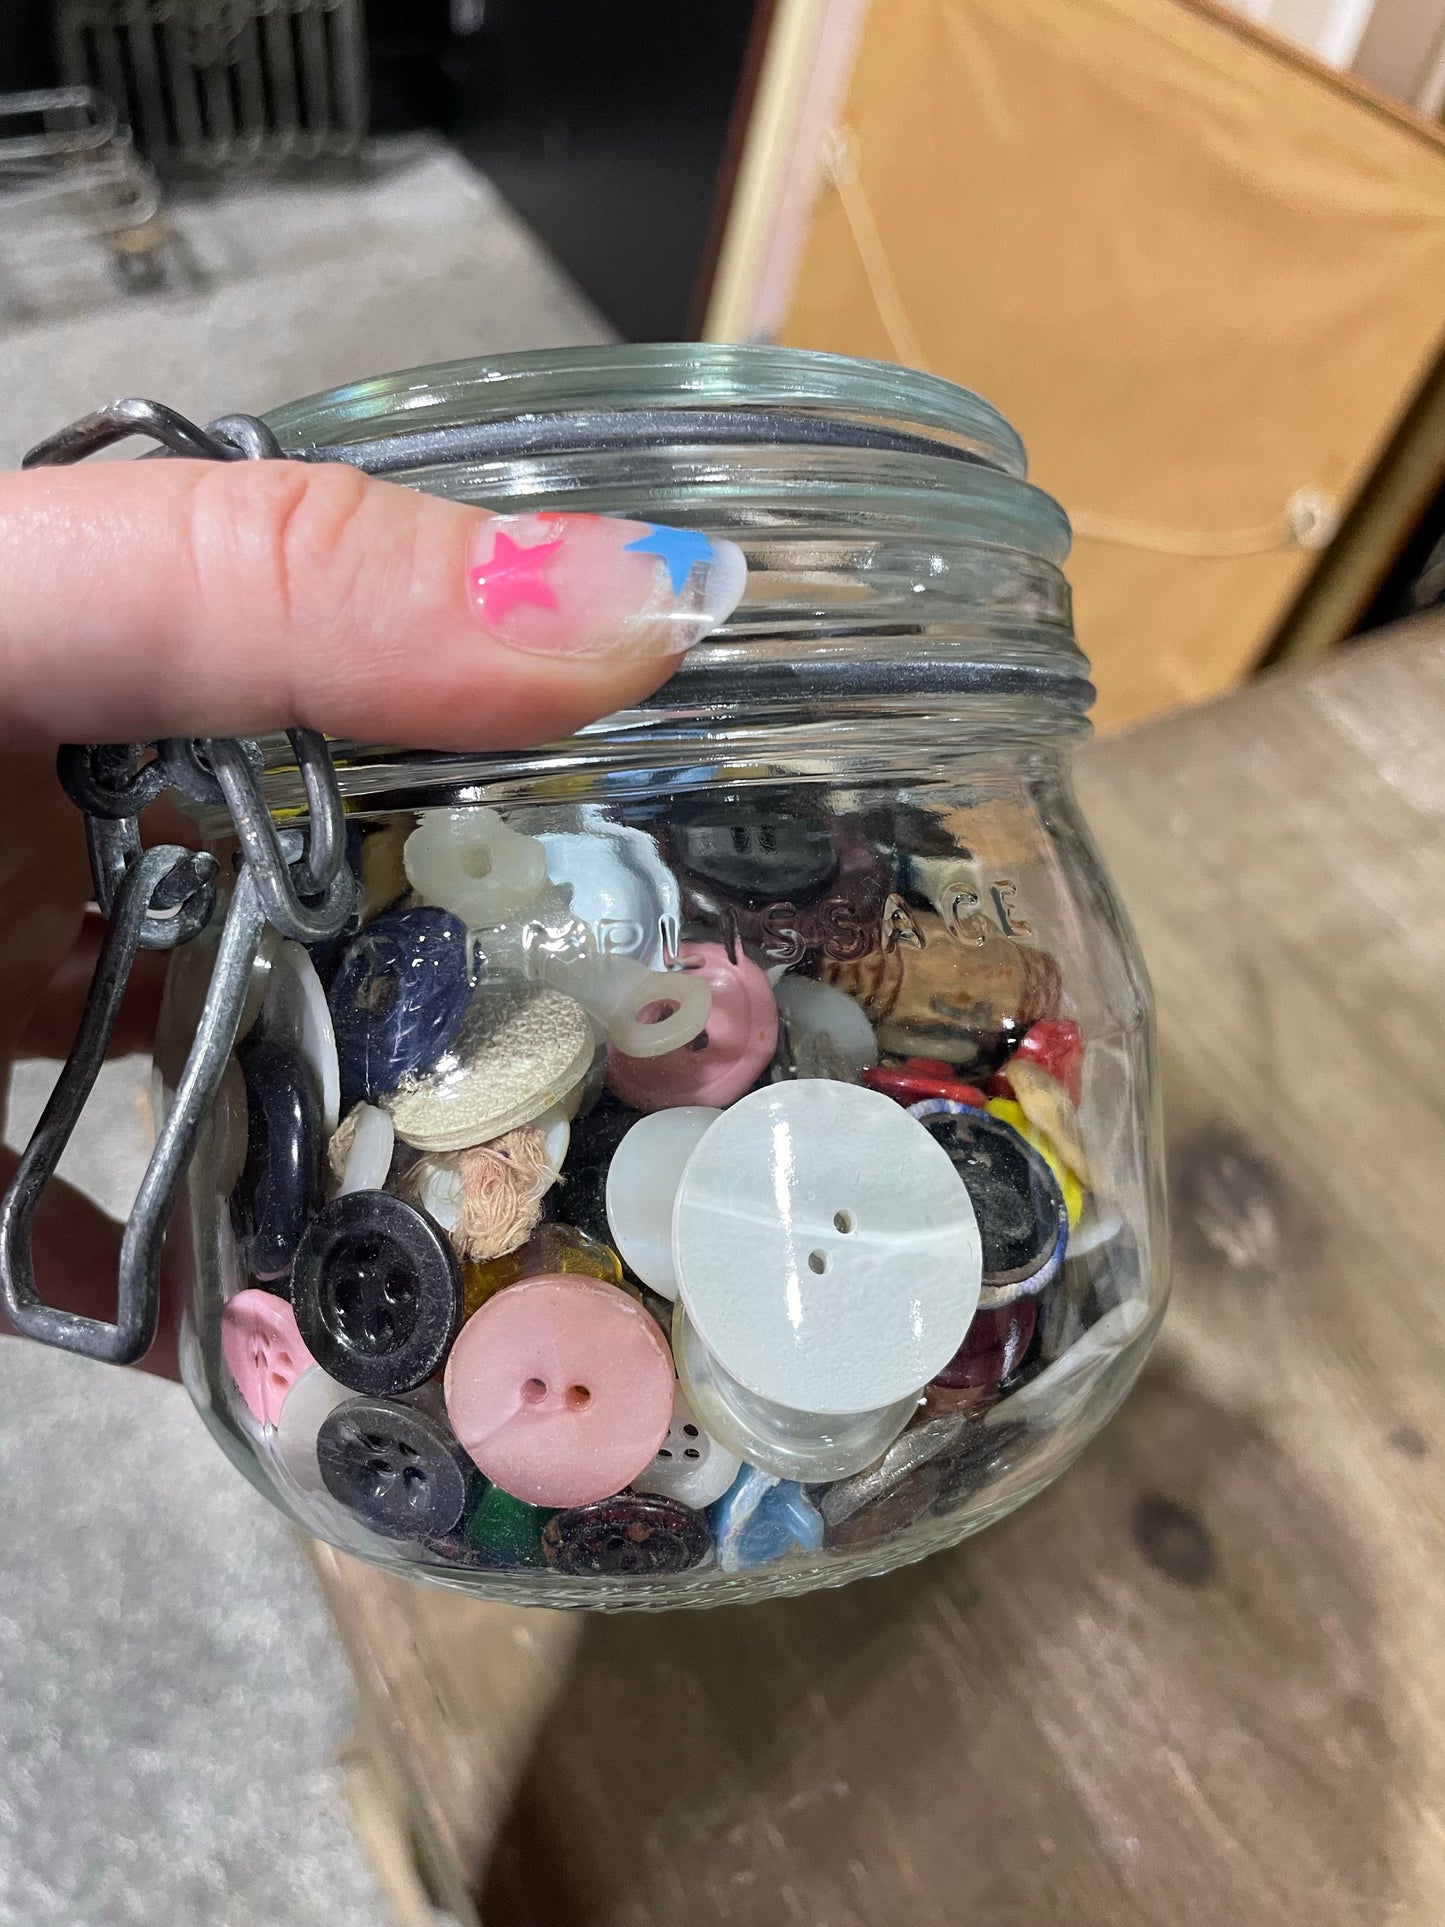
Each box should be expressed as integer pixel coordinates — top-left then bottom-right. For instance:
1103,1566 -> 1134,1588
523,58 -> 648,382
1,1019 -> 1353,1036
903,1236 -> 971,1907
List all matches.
605,1107 -> 721,1297
404,806 -> 555,929
672,1082 -> 981,1414
384,979 -> 595,1152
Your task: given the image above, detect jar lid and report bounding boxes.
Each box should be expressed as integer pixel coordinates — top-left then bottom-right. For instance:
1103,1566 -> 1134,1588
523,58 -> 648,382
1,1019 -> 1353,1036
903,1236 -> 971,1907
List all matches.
248,345 -> 1093,809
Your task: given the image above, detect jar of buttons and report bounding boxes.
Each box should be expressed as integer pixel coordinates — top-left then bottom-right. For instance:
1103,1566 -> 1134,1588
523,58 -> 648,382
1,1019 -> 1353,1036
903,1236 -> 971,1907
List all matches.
82,347 -> 1169,1605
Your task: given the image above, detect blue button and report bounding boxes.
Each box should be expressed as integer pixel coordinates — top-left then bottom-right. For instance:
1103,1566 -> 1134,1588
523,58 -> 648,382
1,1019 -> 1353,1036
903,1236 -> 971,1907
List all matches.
329,906 -> 473,1107
713,1464 -> 825,1572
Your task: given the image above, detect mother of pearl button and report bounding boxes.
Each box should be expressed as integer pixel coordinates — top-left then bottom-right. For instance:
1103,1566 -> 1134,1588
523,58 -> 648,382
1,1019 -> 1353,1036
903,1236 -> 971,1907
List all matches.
672,1081 -> 981,1415
772,973 -> 879,1079
671,1304 -> 919,1482
605,1107 -> 721,1297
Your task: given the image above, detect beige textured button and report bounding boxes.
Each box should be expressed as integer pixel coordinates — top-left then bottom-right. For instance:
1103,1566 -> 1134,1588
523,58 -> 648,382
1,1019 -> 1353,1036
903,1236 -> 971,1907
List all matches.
385,979 -> 594,1152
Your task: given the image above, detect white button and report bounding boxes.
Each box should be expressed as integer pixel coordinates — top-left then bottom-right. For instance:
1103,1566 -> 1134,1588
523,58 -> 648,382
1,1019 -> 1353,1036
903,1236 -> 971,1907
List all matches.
533,1102 -> 571,1179
605,1107 -> 721,1297
673,1082 -> 981,1414
405,806 -> 558,929
773,974 -> 879,1078
258,940 -> 341,1135
332,1103 -> 395,1195
539,813 -> 681,970
672,1304 -> 918,1481
543,950 -> 711,1057
631,1381 -> 741,1507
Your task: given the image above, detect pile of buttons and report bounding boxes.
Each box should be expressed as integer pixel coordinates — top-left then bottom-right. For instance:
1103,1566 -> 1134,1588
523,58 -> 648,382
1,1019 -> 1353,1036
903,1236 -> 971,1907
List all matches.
214,801 -> 1146,1590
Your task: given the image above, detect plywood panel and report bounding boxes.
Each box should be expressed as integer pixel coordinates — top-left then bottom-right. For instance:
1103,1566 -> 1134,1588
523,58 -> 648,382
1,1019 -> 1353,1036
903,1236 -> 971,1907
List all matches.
776,0 -> 1445,729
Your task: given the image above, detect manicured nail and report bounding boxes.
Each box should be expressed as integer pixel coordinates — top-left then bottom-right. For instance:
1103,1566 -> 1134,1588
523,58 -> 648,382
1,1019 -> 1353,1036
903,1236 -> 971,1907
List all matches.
466,512 -> 747,660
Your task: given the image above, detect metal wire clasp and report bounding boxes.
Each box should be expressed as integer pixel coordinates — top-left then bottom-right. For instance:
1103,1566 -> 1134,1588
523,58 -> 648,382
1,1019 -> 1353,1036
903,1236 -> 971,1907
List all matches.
0,401 -> 357,1365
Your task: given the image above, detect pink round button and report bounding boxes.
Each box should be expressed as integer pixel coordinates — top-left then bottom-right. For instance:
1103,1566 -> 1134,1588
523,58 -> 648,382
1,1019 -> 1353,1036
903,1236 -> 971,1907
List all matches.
221,1288 -> 317,1429
443,1273 -> 675,1507
605,941 -> 778,1111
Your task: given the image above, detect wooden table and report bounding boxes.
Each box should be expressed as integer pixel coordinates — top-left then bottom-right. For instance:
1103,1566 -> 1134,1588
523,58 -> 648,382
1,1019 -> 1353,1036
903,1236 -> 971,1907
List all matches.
312,619 -> 1445,1927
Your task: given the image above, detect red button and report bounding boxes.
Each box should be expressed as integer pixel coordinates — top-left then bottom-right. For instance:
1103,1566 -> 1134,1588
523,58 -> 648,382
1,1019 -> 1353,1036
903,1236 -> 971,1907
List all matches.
443,1273 -> 675,1507
990,1020 -> 1084,1104
862,1058 -> 988,1108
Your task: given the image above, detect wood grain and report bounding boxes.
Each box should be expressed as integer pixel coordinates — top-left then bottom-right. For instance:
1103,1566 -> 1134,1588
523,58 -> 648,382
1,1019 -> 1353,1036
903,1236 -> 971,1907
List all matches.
313,618 -> 1445,1925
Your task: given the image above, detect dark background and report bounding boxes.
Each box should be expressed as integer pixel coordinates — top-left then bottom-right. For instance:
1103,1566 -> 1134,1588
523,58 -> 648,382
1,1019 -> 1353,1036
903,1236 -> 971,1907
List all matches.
0,0 -> 760,341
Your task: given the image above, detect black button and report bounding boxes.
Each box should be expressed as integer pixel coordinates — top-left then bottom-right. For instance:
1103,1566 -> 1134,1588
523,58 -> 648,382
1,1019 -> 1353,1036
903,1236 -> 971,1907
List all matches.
541,1495 -> 712,1576
672,798 -> 839,902
317,1394 -> 470,1540
918,1108 -> 1064,1289
230,1038 -> 323,1284
291,1190 -> 462,1395
550,1096 -> 638,1249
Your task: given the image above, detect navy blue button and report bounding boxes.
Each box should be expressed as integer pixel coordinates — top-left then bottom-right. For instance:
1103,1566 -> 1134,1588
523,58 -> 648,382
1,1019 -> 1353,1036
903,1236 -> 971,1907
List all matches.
328,906 -> 473,1108
291,1190 -> 462,1395
317,1394 -> 470,1540
230,1038 -> 323,1284
541,1495 -> 711,1576
911,1103 -> 1064,1292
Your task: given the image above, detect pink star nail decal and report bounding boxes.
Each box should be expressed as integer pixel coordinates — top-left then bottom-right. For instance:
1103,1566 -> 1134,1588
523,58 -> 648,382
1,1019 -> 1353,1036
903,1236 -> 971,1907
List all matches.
469,529 -> 564,621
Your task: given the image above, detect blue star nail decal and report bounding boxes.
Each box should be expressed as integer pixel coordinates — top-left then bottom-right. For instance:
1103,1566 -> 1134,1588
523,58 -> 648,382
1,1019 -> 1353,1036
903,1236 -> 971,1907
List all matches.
623,523 -> 716,596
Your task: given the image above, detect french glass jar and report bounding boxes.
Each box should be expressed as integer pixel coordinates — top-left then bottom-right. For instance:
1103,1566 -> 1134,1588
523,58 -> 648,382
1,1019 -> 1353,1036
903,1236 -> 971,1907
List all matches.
160,344 -> 1166,1607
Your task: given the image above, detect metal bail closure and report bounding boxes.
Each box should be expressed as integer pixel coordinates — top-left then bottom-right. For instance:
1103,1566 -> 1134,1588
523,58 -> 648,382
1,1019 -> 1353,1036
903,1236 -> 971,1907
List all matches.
0,854 -> 267,1364
1,396 -> 360,1367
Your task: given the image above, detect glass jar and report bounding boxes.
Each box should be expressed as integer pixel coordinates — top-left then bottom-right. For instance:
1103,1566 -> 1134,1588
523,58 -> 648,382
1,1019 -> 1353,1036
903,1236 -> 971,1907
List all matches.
161,344 -> 1166,1607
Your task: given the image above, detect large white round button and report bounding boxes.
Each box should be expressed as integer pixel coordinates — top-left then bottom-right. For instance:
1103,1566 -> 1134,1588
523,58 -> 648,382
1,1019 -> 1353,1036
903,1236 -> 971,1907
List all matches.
605,1107 -> 720,1297
673,1081 -> 981,1414
672,1305 -> 919,1482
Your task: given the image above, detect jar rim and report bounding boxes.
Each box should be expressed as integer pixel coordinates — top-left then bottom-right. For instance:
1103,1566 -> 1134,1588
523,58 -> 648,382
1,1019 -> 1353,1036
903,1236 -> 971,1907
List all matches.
255,346 -> 1092,770
262,341 -> 1030,479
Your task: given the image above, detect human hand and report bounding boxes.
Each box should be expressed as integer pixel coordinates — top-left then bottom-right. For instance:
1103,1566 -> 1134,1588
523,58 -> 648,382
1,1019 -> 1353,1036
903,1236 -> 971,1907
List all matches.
0,455 -> 747,1375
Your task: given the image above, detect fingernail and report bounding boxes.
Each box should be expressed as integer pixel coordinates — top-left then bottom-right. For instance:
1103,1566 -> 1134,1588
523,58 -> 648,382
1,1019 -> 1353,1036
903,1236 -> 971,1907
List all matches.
466,513 -> 748,660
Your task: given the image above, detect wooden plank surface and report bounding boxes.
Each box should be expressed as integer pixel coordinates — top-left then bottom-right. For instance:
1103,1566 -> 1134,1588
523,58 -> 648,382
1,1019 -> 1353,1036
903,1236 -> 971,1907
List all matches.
313,618 -> 1445,1926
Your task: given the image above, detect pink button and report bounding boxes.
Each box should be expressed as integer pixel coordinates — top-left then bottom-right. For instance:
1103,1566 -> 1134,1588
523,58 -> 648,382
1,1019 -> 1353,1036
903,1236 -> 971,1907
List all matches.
605,941 -> 778,1111
221,1288 -> 317,1429
443,1273 -> 675,1507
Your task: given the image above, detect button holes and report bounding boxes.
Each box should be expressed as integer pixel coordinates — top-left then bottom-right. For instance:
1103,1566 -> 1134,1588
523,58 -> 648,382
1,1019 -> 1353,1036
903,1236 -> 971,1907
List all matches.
833,1210 -> 856,1234
658,1448 -> 673,1460
269,1372 -> 288,1392
402,1465 -> 427,1490
460,845 -> 494,880
637,998 -> 681,1026
683,1448 -> 701,1460
808,1250 -> 829,1275
521,1377 -> 548,1405
566,1384 -> 592,1411
682,1424 -> 699,1438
